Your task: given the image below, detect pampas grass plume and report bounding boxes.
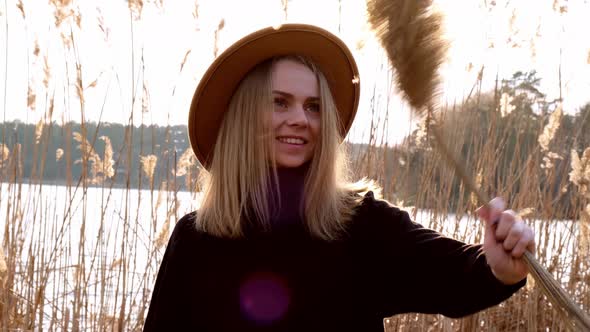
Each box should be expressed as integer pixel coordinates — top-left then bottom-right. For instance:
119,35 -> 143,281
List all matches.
367,0 -> 448,113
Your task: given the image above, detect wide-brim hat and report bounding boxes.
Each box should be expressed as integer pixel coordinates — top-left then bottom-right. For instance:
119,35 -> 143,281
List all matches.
188,23 -> 360,169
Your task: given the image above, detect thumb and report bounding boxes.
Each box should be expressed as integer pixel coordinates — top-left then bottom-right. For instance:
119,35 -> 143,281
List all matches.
477,197 -> 505,226
478,197 -> 505,245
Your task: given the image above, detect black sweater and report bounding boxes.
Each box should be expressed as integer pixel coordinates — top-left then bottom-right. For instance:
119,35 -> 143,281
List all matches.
144,191 -> 525,331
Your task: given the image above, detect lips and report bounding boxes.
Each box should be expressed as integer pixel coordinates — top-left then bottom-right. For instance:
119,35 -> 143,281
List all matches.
276,136 -> 308,145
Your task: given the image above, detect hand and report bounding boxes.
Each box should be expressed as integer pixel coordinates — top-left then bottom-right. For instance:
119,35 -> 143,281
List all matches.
476,197 -> 536,285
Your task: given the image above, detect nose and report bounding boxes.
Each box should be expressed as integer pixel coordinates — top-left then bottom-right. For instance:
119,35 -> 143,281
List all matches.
286,103 -> 309,127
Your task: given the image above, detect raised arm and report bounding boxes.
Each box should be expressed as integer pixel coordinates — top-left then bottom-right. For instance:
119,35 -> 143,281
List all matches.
358,192 -> 526,318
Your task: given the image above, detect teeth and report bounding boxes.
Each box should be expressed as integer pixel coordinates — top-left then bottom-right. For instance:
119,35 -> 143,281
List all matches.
278,137 -> 305,145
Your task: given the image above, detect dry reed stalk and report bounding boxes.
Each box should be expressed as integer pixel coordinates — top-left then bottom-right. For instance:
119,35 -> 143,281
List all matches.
73,131 -> 105,184
128,0 -> 144,19
282,0 -> 289,20
34,119 -> 44,144
56,148 -> 64,161
367,0 -> 590,330
174,148 -> 197,177
154,223 -> 169,250
42,56 -> 50,89
538,105 -> 563,152
0,144 -> 9,165
570,148 -> 590,198
179,49 -> 191,73
140,154 -> 157,184
499,93 -> 515,117
0,246 -> 6,288
27,85 -> 35,111
99,136 -> 115,178
213,19 -> 225,57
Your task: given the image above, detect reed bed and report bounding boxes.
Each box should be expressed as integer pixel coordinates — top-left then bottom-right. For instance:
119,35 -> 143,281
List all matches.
1,0 -> 589,331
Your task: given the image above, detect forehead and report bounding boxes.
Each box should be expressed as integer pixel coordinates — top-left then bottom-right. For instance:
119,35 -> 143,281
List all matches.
270,59 -> 319,97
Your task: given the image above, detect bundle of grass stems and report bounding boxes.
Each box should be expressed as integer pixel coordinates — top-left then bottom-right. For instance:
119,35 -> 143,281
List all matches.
366,0 -> 590,330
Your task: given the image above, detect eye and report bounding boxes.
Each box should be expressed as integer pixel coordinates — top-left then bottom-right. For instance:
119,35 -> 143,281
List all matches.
305,102 -> 320,113
273,97 -> 288,109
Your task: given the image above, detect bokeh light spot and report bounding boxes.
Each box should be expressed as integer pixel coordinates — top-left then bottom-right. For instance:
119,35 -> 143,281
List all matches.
239,271 -> 291,325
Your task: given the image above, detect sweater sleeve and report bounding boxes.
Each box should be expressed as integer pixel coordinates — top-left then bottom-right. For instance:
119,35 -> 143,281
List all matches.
143,212 -> 199,331
360,192 -> 525,318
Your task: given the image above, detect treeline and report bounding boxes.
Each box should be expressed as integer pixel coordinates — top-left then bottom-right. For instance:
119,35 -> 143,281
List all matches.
357,71 -> 590,218
0,121 -> 198,191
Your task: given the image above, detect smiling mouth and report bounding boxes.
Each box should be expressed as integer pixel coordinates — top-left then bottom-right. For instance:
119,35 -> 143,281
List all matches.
277,137 -> 307,145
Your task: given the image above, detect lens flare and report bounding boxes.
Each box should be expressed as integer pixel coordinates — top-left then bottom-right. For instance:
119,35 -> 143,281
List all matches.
239,271 -> 291,325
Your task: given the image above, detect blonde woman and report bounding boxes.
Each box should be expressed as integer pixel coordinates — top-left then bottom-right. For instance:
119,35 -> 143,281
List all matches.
144,24 -> 535,331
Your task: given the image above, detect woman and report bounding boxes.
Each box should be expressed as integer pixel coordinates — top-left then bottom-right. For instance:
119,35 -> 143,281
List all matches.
144,24 -> 535,331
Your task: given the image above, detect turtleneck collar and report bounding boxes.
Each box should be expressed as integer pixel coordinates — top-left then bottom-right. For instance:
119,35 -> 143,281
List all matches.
266,163 -> 309,231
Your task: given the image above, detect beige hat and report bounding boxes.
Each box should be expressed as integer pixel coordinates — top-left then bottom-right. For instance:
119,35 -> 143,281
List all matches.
188,23 -> 360,169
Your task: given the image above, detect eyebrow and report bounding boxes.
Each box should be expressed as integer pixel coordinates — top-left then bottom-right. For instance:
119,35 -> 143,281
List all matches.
272,90 -> 320,102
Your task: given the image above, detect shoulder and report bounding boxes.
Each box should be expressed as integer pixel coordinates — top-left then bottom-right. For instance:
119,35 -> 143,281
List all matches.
355,191 -> 412,222
348,191 -> 416,239
167,211 -> 201,248
174,211 -> 198,232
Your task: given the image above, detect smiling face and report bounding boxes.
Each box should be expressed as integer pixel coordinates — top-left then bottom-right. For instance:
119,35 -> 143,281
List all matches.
270,59 -> 321,168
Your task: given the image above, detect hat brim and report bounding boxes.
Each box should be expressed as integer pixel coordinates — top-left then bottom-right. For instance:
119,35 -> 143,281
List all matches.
188,24 -> 360,169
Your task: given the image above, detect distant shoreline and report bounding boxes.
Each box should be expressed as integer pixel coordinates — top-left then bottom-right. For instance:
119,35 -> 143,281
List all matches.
0,178 -> 194,193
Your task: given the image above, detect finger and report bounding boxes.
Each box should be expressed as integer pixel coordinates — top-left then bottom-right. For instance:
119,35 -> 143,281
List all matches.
502,220 -> 525,252
482,198 -> 506,249
488,197 -> 505,225
479,197 -> 505,225
511,226 -> 534,258
483,214 -> 498,251
495,210 -> 517,242
476,205 -> 490,221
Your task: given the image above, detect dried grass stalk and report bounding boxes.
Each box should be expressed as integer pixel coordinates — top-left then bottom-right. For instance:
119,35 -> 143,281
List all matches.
517,208 -> 536,219
500,93 -> 515,117
34,119 -> 44,144
99,136 -> 115,178
174,148 -> 197,177
73,131 -> 105,184
128,0 -> 144,19
570,148 -> 590,198
154,223 -> 169,250
55,148 -> 64,161
16,0 -> 24,18
0,246 -> 7,288
140,155 -> 158,183
0,144 -> 10,164
539,105 -> 563,152
27,85 -> 36,111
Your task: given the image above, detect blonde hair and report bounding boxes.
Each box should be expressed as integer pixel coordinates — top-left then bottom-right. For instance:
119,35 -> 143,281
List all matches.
196,55 -> 375,240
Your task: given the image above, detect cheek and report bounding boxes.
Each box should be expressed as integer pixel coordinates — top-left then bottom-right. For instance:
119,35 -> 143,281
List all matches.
270,112 -> 282,132
309,116 -> 321,140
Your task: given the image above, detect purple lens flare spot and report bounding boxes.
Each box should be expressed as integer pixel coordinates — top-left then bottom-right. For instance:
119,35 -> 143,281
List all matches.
239,271 -> 291,325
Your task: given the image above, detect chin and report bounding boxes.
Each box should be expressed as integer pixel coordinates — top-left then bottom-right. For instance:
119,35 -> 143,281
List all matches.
275,157 -> 310,168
